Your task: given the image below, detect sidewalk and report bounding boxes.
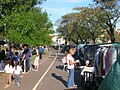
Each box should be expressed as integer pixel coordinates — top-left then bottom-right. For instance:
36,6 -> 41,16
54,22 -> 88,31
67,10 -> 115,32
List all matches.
0,50 -> 54,90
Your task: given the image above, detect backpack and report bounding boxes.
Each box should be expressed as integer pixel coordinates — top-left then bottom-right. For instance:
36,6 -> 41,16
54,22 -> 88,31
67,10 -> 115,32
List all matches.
39,47 -> 44,53
14,56 -> 20,61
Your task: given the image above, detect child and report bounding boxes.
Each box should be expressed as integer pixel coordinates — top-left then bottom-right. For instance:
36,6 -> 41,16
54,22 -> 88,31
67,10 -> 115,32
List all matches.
13,52 -> 20,65
4,60 -> 13,87
13,61 -> 22,86
14,52 -> 20,61
62,54 -> 67,71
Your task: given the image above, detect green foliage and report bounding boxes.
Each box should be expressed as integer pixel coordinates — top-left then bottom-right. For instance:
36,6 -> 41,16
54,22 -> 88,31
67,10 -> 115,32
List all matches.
56,9 -> 103,44
0,0 -> 53,46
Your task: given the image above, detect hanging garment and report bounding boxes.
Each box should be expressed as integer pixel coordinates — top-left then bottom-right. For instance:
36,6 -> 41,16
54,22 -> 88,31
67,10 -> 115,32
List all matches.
94,48 -> 101,75
98,57 -> 120,90
109,46 -> 117,65
98,47 -> 105,76
104,47 -> 111,75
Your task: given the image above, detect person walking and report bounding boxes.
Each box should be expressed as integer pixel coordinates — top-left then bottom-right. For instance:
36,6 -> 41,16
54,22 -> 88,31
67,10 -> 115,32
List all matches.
13,61 -> 22,86
66,48 -> 79,89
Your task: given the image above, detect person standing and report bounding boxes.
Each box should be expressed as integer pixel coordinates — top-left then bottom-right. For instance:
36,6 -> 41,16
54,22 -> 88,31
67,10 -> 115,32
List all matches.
1,49 -> 5,61
0,50 -> 5,71
8,46 -> 15,60
66,48 -> 79,89
34,46 -> 39,71
39,46 -> 44,60
13,61 -> 22,86
13,52 -> 20,65
4,60 -> 13,88
22,44 -> 32,72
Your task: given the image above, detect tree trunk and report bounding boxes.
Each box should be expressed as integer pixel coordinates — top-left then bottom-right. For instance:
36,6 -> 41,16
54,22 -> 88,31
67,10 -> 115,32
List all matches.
110,34 -> 115,43
92,38 -> 96,44
109,27 -> 115,43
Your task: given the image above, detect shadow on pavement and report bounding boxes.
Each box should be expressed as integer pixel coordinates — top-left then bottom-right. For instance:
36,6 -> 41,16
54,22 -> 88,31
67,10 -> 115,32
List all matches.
51,73 -> 67,87
56,65 -> 63,70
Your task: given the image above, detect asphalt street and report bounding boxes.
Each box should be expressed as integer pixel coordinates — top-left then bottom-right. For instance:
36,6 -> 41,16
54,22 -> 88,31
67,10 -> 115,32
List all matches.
0,50 -> 83,90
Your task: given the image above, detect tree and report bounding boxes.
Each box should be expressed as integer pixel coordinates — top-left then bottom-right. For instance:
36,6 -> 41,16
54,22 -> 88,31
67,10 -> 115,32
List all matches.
74,7 -> 104,43
56,8 -> 102,44
93,0 -> 120,42
0,0 -> 53,46
56,13 -> 83,44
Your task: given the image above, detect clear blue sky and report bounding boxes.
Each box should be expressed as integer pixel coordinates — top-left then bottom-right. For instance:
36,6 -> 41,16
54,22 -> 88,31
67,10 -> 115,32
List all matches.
41,0 -> 120,30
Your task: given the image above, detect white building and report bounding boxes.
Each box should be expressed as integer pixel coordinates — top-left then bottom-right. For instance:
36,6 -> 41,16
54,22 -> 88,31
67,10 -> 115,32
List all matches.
49,34 -> 65,46
49,33 -> 59,46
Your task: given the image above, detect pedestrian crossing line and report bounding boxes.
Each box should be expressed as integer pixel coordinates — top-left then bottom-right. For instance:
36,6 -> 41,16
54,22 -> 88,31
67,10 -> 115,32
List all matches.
32,52 -> 57,90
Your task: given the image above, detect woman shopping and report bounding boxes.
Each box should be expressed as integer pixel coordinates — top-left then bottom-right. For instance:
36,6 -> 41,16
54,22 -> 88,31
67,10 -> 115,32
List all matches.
66,48 -> 79,89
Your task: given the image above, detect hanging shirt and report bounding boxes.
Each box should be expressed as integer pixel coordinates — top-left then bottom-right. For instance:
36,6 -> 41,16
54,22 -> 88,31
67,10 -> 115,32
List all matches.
109,46 -> 117,65
104,47 -> 111,75
94,48 -> 101,71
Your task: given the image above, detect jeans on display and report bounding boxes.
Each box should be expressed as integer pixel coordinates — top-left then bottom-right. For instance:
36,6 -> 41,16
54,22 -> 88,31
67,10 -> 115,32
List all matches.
67,68 -> 75,88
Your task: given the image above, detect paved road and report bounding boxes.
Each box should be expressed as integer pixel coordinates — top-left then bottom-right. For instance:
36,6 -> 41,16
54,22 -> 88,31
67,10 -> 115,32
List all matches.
34,52 -> 82,90
0,50 -> 83,90
36,53 -> 68,90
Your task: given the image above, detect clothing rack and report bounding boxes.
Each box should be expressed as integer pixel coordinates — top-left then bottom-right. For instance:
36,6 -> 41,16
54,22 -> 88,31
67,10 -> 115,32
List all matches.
78,42 -> 120,89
